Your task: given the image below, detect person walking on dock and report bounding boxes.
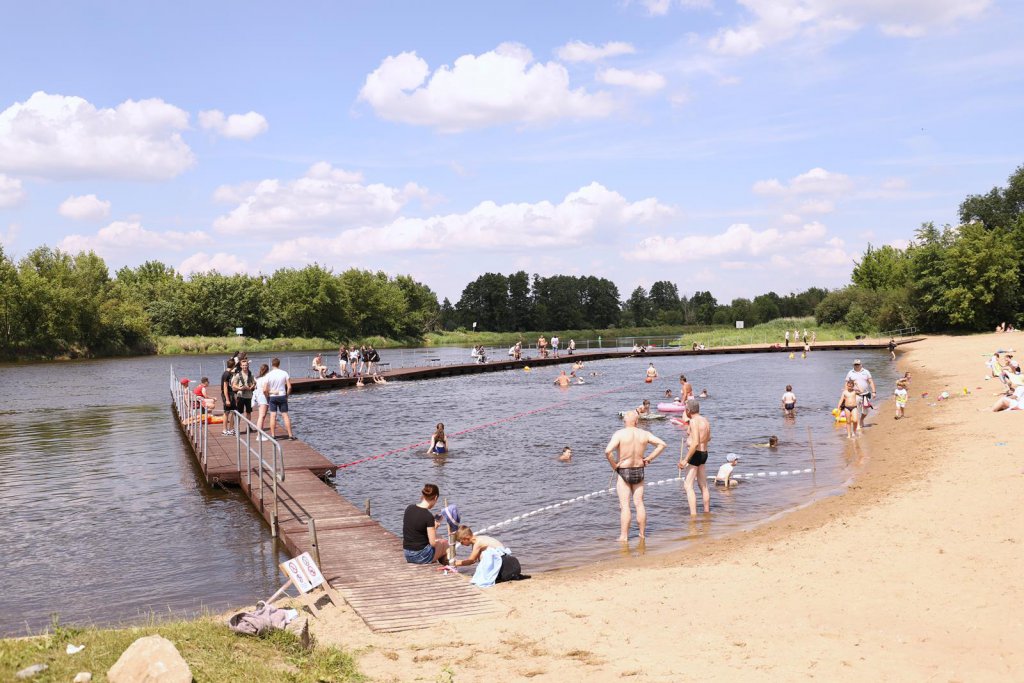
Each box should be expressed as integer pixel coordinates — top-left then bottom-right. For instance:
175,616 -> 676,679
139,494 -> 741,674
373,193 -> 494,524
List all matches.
221,358 -> 237,436
265,357 -> 295,440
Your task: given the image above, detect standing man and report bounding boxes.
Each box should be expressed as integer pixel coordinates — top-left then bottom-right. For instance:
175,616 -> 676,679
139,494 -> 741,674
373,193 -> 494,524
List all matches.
220,358 -> 237,436
231,358 -> 256,429
551,335 -> 560,358
568,339 -> 576,355
645,363 -> 658,382
845,359 -> 877,429
605,410 -> 667,542
784,330 -> 790,347
265,357 -> 295,440
679,399 -> 711,516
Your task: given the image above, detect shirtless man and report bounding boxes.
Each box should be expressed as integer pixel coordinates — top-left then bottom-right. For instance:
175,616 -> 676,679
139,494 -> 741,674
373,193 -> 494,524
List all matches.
679,374 -> 694,403
645,363 -> 658,381
605,410 -> 667,541
678,398 -> 711,516
553,370 -> 571,388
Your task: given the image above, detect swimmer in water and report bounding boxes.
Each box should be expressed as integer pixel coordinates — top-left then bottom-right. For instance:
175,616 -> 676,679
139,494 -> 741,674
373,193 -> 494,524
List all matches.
698,388 -> 708,398
664,389 -> 674,399
753,435 -> 779,448
636,399 -> 652,417
427,422 -> 448,455
554,370 -> 571,388
559,446 -> 572,462
645,363 -> 658,380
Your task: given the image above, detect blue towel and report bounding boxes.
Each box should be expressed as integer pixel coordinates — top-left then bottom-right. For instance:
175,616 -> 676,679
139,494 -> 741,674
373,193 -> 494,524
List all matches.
470,547 -> 510,588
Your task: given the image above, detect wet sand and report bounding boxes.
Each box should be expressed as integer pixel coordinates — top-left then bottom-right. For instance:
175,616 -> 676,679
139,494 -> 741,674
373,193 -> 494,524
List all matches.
305,334 -> 1024,681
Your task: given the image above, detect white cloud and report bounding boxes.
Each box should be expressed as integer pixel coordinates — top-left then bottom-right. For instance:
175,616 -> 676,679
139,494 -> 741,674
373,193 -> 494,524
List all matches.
709,0 -> 991,56
0,174 -> 26,208
58,194 -> 111,221
752,167 -> 853,196
198,109 -> 269,140
796,199 -> 835,214
555,40 -> 636,62
271,182 -> 675,261
626,221 -> 827,263
58,220 -> 209,255
358,43 -> 614,132
213,162 -> 425,235
0,91 -> 193,180
1,223 -> 19,249
178,251 -> 250,275
636,0 -> 713,16
597,68 -> 667,92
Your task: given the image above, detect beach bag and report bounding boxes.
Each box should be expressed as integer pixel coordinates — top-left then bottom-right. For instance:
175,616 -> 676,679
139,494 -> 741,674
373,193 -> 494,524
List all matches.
495,554 -> 530,583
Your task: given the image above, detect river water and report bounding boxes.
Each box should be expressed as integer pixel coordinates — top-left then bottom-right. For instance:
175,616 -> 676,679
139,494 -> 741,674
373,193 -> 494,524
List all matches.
0,348 -> 895,635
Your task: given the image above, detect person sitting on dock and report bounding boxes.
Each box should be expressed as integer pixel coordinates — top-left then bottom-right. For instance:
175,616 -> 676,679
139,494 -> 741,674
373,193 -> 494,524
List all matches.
193,377 -> 216,411
427,423 -> 448,454
312,353 -> 329,378
403,484 -> 449,565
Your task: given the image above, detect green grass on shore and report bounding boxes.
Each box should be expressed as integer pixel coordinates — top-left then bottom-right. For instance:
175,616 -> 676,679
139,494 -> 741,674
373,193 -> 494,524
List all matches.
0,617 -> 363,683
155,318 -> 875,356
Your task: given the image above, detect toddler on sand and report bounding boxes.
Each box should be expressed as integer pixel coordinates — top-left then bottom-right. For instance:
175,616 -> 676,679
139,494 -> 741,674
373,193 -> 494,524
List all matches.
894,380 -> 908,419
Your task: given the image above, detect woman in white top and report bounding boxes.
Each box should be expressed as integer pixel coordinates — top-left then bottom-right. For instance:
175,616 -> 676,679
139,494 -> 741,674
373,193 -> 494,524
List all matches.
253,363 -> 271,437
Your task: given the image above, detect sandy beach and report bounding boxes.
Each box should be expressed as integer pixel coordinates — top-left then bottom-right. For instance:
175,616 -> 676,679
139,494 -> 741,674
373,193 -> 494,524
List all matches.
309,334 -> 1024,681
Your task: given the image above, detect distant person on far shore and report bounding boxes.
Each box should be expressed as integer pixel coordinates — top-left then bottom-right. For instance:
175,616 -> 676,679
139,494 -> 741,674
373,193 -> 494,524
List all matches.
568,339 -> 576,355
785,330 -> 790,348
679,399 -> 711,516
551,335 -> 560,358
338,345 -> 348,377
605,410 -> 667,541
781,385 -> 797,417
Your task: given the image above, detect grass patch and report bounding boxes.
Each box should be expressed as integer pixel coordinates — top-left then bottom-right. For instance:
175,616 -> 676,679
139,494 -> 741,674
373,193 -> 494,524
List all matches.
155,335 -> 414,355
0,617 -> 364,682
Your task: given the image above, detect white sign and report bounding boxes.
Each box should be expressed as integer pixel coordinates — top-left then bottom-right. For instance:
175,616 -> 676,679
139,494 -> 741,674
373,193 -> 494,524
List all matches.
735,321 -> 744,329
235,327 -> 244,336
280,552 -> 324,593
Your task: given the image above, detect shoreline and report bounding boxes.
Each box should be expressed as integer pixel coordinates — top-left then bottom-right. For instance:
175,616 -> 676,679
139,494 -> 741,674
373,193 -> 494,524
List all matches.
309,333 -> 1023,681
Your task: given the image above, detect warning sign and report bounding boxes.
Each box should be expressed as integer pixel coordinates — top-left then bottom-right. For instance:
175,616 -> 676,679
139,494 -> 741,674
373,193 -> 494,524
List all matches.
280,552 -> 325,593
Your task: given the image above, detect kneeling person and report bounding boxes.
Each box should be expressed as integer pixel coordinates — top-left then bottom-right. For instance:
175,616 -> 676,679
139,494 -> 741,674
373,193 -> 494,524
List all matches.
454,526 -> 528,586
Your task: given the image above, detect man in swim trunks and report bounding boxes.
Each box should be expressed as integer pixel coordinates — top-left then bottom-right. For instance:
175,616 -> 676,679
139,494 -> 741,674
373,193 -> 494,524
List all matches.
604,410 -> 667,542
845,359 -> 876,429
679,398 -> 711,516
646,363 -> 658,380
554,370 -> 571,387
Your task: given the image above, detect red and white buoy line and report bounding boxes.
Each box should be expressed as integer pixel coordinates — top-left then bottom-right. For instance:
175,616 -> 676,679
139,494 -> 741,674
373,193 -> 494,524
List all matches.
334,383 -> 632,470
475,467 -> 816,535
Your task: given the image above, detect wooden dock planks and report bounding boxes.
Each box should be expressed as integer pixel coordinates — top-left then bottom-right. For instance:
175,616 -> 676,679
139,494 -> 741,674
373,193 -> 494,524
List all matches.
172,383 -> 499,633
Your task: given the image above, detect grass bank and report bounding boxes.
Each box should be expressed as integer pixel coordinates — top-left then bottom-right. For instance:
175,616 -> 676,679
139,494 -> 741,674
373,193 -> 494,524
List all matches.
154,318 -> 874,357
0,617 -> 363,682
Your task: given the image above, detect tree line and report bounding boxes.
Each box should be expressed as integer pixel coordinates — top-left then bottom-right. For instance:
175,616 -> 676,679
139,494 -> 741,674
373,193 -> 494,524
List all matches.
442,270 -> 827,331
817,164 -> 1023,334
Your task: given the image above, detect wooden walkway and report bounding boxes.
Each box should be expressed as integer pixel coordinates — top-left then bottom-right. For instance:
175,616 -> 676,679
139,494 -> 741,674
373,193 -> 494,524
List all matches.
291,337 -> 925,393
172,385 -> 499,632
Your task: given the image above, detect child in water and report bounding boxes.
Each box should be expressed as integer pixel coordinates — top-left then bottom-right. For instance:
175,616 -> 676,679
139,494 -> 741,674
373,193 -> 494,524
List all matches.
714,453 -> 740,487
753,435 -> 779,448
559,446 -> 572,462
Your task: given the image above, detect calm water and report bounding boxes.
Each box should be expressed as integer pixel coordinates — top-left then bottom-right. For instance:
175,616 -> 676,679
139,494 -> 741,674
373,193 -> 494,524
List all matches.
0,348 -> 895,635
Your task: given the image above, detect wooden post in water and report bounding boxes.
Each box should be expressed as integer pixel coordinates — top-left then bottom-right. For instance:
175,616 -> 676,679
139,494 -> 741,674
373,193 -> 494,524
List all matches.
364,498 -> 371,516
807,426 -> 816,472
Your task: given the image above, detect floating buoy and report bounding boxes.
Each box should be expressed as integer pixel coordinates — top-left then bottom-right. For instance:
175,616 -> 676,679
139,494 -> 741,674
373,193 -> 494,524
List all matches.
524,366 -> 531,372
645,377 -> 653,383
788,353 -> 795,359
831,408 -> 848,424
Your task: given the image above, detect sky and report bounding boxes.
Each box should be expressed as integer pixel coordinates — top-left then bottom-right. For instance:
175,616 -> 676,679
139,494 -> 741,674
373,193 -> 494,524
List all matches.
1,0 -> 1022,303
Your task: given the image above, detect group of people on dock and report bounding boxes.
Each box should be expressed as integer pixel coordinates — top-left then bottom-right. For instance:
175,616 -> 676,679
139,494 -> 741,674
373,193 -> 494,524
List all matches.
194,353 -> 296,441
331,345 -> 381,380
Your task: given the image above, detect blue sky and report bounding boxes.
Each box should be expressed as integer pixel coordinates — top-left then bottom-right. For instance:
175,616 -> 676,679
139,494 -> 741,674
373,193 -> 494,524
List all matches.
1,0 -> 1022,303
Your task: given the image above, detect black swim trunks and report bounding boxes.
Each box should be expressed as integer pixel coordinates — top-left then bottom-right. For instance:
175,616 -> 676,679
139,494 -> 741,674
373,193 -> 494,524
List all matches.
616,466 -> 645,485
688,450 -> 709,466
784,402 -> 795,410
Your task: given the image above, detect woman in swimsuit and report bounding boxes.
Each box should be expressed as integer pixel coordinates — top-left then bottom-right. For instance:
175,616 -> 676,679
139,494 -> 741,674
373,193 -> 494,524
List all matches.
427,422 -> 448,454
838,379 -> 860,438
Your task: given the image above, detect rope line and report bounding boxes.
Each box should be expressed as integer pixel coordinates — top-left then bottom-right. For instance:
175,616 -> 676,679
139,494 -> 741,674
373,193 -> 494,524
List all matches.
335,384 -> 631,470
476,468 -> 816,534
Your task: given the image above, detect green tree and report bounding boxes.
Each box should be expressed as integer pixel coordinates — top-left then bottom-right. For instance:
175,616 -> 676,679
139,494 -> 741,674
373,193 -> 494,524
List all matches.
507,271 -> 533,331
690,290 -> 717,325
851,244 -> 910,291
625,286 -> 651,327
907,222 -> 955,330
752,293 -> 781,323
455,273 -> 510,331
959,164 -> 1024,230
937,221 -> 1020,329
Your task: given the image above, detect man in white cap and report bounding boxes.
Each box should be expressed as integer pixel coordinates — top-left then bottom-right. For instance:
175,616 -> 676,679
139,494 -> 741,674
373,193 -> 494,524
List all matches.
845,359 -> 876,428
714,454 -> 740,487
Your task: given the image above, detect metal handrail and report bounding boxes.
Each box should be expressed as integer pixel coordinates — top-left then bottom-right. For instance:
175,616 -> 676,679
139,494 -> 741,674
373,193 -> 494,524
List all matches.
233,410 -> 284,537
169,366 -> 208,471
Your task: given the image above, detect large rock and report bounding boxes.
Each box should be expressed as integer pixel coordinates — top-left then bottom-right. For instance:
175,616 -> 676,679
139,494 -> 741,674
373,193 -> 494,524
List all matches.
107,635 -> 192,683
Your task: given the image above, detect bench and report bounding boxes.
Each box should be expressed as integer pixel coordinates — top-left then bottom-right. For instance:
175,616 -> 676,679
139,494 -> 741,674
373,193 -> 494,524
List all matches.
428,358 -> 442,367
377,362 -> 391,374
